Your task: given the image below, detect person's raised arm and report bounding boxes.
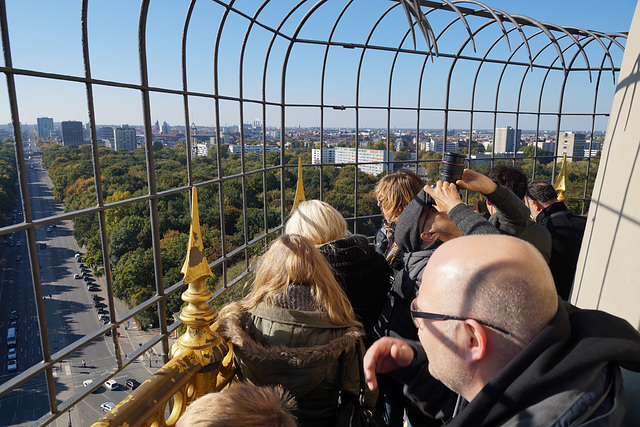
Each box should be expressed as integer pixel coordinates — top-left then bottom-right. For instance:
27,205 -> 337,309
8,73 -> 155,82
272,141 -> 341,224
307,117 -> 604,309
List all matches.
363,337 -> 415,391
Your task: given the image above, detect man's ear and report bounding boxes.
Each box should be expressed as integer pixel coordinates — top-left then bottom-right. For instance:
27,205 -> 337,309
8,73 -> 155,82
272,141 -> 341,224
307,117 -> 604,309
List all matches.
463,319 -> 487,364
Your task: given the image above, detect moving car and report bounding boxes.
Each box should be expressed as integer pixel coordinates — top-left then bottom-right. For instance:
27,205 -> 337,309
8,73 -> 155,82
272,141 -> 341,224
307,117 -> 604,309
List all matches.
7,360 -> 17,371
16,240 -> 21,246
104,379 -> 118,390
16,255 -> 21,261
9,311 -> 17,320
125,379 -> 141,390
100,402 -> 116,412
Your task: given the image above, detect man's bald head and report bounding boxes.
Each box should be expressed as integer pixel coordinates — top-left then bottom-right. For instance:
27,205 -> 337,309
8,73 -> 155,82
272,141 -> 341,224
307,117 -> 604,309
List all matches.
420,235 -> 558,345
416,235 -> 558,400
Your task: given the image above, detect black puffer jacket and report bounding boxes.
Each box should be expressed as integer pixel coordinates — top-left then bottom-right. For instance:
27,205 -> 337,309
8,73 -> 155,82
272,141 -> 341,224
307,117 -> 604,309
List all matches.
318,235 -> 392,344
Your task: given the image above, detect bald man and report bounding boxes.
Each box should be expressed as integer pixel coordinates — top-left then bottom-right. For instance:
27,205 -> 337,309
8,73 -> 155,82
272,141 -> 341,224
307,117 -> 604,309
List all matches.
365,235 -> 640,426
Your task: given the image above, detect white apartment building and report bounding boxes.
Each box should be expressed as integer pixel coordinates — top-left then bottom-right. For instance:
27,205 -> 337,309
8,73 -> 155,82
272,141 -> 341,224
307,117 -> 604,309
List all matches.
311,147 -> 393,176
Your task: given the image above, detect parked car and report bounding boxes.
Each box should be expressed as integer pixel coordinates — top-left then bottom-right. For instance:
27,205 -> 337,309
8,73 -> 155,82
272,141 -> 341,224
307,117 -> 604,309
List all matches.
125,379 -> 141,390
83,379 -> 93,387
92,294 -> 100,301
7,360 -> 17,371
104,379 -> 118,390
8,348 -> 17,360
73,274 -> 81,279
93,300 -> 101,308
88,286 -> 99,292
46,227 -> 51,232
97,308 -> 107,315
100,402 -> 116,412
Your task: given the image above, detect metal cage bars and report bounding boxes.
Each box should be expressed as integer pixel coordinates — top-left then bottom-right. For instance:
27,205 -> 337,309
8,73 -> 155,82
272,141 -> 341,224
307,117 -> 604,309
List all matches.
0,0 -> 628,425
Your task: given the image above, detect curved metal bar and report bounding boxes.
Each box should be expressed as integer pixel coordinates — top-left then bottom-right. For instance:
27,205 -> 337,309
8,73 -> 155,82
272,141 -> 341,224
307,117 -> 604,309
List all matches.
400,0 -> 438,56
137,0 -> 170,362
452,0 -> 512,52
439,0 -> 476,52
356,2 -> 401,175
258,0 -> 309,220
543,22 -> 593,82
510,14 -> 568,75
212,0 -> 240,286
82,0 -> 123,373
181,0 -> 197,190
319,1 -> 357,220
237,1 -> 271,263
564,26 -> 622,84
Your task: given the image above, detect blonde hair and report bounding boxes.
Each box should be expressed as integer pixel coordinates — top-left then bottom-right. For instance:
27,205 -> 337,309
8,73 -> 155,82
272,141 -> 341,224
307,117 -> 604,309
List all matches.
176,383 -> 297,427
284,200 -> 348,245
219,234 -> 357,326
375,170 -> 424,220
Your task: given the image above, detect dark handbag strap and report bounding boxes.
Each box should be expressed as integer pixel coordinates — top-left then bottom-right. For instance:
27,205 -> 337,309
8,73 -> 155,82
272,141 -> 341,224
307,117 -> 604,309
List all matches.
336,343 -> 367,407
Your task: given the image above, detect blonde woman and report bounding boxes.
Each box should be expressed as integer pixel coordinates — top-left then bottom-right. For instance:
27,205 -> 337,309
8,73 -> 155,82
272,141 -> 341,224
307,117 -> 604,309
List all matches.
217,234 -> 377,427
285,200 -> 391,344
374,170 -> 425,268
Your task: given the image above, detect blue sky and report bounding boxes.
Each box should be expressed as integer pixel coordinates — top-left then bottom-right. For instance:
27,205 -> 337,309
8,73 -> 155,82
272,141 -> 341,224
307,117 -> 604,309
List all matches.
1,0 -> 637,131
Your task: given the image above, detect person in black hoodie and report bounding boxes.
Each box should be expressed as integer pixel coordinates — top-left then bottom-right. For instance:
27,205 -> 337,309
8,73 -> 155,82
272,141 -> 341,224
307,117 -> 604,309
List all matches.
364,234 -> 640,426
285,200 -> 391,345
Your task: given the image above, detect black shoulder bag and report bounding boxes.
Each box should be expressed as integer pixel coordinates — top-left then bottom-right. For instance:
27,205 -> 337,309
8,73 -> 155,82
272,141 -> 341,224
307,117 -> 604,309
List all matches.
335,343 -> 387,427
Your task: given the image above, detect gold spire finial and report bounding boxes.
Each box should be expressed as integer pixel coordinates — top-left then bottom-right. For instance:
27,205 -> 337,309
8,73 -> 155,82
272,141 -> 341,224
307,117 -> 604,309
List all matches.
554,153 -> 567,202
291,156 -> 306,213
181,187 -> 213,283
171,187 -> 226,365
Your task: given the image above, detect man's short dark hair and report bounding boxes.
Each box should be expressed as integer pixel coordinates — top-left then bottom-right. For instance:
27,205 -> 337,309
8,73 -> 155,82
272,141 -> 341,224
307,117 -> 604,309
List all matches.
526,180 -> 558,203
486,165 -> 528,199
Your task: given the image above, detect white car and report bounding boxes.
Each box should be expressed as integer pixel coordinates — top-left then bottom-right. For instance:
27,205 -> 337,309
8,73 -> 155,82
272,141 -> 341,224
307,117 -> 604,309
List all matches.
100,402 -> 116,412
104,379 -> 118,390
73,274 -> 81,279
83,379 -> 93,387
8,348 -> 17,360
7,360 -> 17,371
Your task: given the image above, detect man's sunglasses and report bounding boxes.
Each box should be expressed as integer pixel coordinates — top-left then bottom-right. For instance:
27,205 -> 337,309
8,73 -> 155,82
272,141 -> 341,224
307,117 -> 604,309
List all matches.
410,298 -> 512,337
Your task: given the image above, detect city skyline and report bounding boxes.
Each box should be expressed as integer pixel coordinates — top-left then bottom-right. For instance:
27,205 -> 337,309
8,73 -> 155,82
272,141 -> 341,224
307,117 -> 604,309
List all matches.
1,1 -> 636,131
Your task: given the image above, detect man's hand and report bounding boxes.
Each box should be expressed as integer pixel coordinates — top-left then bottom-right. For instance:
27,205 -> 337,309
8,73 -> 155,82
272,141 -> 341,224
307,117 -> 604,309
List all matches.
363,337 -> 415,391
456,169 -> 498,195
424,181 -> 463,214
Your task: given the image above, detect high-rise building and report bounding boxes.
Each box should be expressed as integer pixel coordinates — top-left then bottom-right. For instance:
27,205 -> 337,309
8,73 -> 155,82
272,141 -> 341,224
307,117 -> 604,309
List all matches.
37,117 -> 54,139
161,121 -> 171,134
61,121 -> 85,146
494,126 -> 521,153
114,125 -> 137,151
557,131 -> 585,162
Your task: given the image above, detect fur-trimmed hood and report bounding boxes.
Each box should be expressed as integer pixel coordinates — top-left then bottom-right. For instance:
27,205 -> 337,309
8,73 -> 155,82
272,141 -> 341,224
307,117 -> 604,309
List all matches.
218,303 -> 363,368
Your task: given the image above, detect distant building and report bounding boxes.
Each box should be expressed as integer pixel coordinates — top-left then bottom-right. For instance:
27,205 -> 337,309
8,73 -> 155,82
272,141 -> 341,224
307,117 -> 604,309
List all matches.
98,126 -> 114,141
335,147 -> 393,176
228,144 -> 280,155
192,142 -> 210,157
494,126 -> 521,153
161,121 -> 171,134
61,121 -> 85,146
429,140 -> 459,152
535,141 -> 556,152
558,131 -> 585,162
37,117 -> 54,139
311,148 -> 336,164
114,125 -> 137,151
